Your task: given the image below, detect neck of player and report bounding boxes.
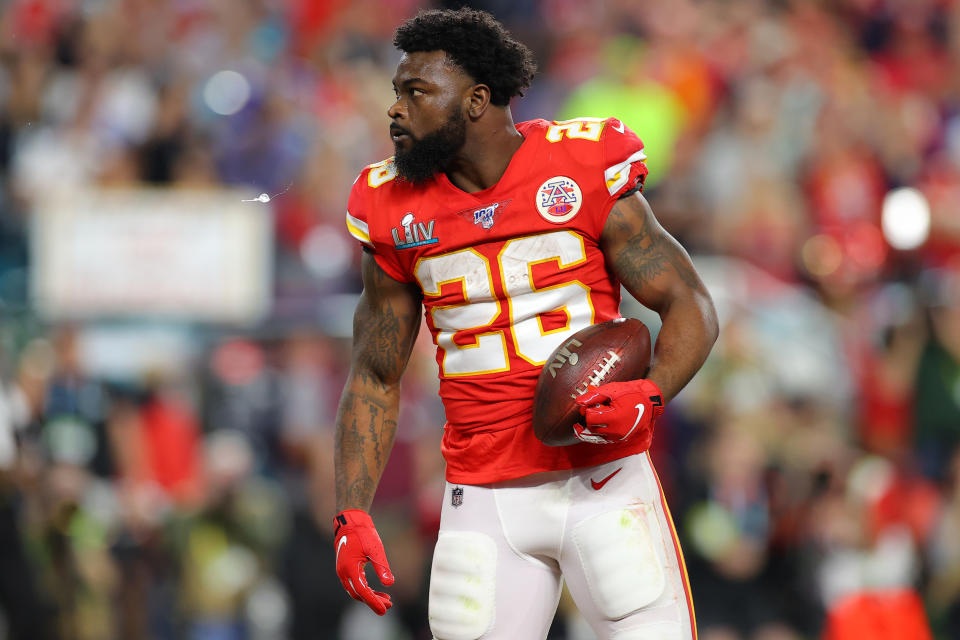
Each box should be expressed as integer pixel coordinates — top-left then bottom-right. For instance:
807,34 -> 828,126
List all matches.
445,109 -> 524,193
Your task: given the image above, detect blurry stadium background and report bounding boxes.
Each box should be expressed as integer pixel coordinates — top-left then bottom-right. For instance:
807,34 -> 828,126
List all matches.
0,0 -> 959,638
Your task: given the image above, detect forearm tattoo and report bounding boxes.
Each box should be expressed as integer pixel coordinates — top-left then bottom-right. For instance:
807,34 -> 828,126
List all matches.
335,389 -> 397,510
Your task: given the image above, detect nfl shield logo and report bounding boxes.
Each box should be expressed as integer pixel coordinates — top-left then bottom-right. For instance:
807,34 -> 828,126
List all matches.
451,486 -> 464,508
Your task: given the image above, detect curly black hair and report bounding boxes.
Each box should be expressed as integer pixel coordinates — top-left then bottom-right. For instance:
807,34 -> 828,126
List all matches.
393,8 -> 537,106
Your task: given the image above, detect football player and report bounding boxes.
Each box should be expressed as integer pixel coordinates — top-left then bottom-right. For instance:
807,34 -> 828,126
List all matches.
333,8 -> 718,640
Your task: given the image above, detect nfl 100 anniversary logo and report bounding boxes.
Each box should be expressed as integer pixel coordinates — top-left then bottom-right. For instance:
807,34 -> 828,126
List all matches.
458,199 -> 509,230
473,203 -> 499,229
451,486 -> 464,508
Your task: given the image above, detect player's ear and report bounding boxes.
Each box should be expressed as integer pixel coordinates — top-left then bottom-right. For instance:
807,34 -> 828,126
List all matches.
467,83 -> 491,119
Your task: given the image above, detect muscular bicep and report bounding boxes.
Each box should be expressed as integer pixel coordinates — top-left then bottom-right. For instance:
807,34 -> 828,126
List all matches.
351,250 -> 423,385
600,192 -> 707,313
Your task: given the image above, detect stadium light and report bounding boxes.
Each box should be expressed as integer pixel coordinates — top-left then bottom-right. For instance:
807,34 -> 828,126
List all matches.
882,187 -> 931,250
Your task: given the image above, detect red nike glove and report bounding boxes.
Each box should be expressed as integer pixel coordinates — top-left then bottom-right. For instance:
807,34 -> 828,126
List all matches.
333,509 -> 395,615
574,379 -> 664,446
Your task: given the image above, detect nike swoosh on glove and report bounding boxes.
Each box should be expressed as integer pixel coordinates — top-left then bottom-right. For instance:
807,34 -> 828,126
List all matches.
333,509 -> 395,615
573,379 -> 664,446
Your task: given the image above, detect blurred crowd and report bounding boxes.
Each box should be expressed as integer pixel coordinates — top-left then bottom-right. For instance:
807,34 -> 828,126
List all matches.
0,0 -> 959,639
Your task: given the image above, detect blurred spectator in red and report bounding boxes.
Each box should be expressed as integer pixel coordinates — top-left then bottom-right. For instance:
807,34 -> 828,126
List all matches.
824,588 -> 933,640
853,284 -> 925,457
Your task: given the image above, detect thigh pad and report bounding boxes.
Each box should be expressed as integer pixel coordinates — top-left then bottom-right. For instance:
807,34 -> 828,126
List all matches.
572,504 -> 667,620
428,531 -> 497,640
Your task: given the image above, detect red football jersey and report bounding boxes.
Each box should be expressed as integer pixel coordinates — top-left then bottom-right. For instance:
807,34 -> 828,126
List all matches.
345,117 -> 650,483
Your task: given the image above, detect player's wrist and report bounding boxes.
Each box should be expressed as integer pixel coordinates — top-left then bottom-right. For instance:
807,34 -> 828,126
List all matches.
636,378 -> 663,400
334,508 -> 374,535
627,379 -> 665,425
638,379 -> 665,417
592,378 -> 662,402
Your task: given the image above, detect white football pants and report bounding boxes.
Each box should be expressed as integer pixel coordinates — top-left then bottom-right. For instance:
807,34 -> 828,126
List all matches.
428,452 -> 696,640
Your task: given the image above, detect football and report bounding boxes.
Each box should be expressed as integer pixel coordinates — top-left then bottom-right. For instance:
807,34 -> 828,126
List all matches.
532,317 -> 652,446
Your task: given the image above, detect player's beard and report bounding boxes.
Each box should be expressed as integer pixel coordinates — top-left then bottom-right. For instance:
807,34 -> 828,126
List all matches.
394,107 -> 466,184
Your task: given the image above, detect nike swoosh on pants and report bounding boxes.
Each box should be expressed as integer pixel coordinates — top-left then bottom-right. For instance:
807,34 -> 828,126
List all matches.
591,466 -> 623,490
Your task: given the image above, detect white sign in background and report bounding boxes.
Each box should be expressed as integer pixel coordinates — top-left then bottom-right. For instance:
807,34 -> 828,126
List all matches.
30,189 -> 273,323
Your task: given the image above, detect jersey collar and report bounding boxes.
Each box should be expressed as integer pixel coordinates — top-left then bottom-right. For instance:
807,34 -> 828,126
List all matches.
434,121 -> 542,201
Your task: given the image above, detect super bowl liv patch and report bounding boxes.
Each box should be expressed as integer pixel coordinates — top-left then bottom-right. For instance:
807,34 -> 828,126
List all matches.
392,212 -> 438,249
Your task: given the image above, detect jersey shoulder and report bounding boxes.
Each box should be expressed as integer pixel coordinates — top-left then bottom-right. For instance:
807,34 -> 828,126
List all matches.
520,116 -> 649,198
345,157 -> 414,247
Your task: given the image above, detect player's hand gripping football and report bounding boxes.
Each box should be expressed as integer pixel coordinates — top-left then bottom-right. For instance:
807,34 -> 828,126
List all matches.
333,509 -> 395,615
574,379 -> 664,446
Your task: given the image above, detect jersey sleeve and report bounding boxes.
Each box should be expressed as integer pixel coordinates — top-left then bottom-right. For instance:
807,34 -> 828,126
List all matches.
344,163 -> 412,283
601,117 -> 648,200
346,170 -> 375,249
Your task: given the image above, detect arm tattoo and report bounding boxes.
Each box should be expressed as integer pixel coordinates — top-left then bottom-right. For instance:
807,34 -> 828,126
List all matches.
335,389 -> 399,510
610,196 -> 701,290
614,238 -> 670,286
354,258 -> 421,384
355,302 -> 406,381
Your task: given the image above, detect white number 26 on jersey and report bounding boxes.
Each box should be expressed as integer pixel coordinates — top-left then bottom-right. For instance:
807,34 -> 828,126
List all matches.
414,230 -> 595,376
